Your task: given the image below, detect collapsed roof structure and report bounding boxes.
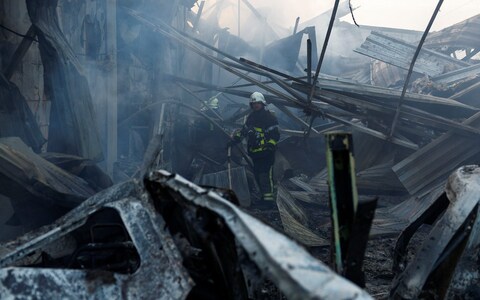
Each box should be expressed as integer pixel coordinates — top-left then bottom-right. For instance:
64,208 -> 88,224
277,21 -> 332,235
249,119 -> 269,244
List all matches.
1,0 -> 480,298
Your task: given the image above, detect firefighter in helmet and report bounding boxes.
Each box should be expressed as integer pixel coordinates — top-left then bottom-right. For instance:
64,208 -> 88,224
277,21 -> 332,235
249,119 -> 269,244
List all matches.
228,92 -> 280,204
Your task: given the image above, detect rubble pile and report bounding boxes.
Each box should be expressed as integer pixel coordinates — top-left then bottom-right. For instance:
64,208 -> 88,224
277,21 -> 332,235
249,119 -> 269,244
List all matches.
1,0 -> 480,298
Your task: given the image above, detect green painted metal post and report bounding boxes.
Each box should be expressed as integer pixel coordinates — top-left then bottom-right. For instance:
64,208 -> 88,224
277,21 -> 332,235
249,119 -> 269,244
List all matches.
325,132 -> 358,274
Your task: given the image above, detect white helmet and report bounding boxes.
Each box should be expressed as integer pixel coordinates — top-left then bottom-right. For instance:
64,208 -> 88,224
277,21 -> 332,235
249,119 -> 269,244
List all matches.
249,92 -> 267,106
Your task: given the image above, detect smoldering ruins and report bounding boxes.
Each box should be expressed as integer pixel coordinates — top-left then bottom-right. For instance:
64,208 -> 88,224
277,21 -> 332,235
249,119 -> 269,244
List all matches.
1,0 -> 480,299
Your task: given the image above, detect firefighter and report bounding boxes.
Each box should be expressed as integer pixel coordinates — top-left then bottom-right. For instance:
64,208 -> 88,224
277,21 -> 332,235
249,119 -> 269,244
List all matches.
228,92 -> 280,204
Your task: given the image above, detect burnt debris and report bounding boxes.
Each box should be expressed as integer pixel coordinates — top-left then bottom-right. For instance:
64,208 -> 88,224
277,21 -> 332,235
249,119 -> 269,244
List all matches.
1,0 -> 480,298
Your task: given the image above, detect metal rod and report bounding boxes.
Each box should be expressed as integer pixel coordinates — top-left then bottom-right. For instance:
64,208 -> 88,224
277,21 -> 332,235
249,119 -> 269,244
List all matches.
192,1 -> 205,32
237,0 -> 241,37
307,39 -> 312,85
126,9 -> 419,150
307,0 -> 341,104
227,146 -> 232,189
389,0 -> 444,137
293,17 -> 300,35
239,57 -> 307,85
165,100 -> 253,168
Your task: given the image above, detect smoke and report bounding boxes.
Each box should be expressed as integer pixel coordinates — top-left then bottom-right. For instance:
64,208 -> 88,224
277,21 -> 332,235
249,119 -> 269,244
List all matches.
199,0 -> 331,45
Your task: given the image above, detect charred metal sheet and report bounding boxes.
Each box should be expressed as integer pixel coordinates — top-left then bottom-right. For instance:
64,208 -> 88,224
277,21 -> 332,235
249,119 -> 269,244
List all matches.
0,138 -> 97,232
276,184 -> 328,247
356,161 -> 406,195
391,187 -> 449,273
40,152 -> 113,192
425,14 -> 480,52
313,75 -> 476,113
26,0 -> 103,161
371,182 -> 445,238
0,74 -> 45,152
391,165 -> 480,299
0,181 -> 193,299
147,170 -> 372,300
355,31 -> 469,77
393,111 -> 480,195
0,137 -> 95,207
263,29 -> 304,73
447,183 -> 480,298
432,63 -> 480,85
200,166 -> 251,207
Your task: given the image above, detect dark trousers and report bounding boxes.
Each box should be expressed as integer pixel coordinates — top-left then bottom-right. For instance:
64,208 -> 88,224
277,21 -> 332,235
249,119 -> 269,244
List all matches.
251,152 -> 275,201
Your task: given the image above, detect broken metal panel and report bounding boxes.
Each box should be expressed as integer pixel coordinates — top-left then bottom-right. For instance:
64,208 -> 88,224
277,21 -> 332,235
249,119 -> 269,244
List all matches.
309,86 -> 480,140
147,170 -> 373,300
263,29 -> 304,73
0,137 -> 95,207
0,181 -> 193,299
391,165 -> 480,299
276,184 -> 328,247
393,111 -> 480,195
26,0 -> 103,161
200,166 -> 251,207
425,14 -> 480,52
41,152 -> 113,192
0,74 -> 45,152
448,200 -> 480,297
371,60 -> 407,87
370,183 -> 444,239
356,161 -> 407,195
0,181 -> 137,263
313,75 -> 476,113
355,31 -> 469,77
391,193 -> 449,274
432,63 -> 480,85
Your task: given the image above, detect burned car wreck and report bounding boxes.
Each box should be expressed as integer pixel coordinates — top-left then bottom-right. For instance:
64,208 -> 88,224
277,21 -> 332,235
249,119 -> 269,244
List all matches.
0,170 -> 370,299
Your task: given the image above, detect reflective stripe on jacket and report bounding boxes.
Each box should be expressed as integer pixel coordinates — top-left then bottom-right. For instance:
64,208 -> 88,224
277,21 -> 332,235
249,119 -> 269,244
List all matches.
234,109 -> 279,156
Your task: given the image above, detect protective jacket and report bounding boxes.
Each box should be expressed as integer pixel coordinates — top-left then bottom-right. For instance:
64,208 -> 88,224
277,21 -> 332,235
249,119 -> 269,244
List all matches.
234,109 -> 279,158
